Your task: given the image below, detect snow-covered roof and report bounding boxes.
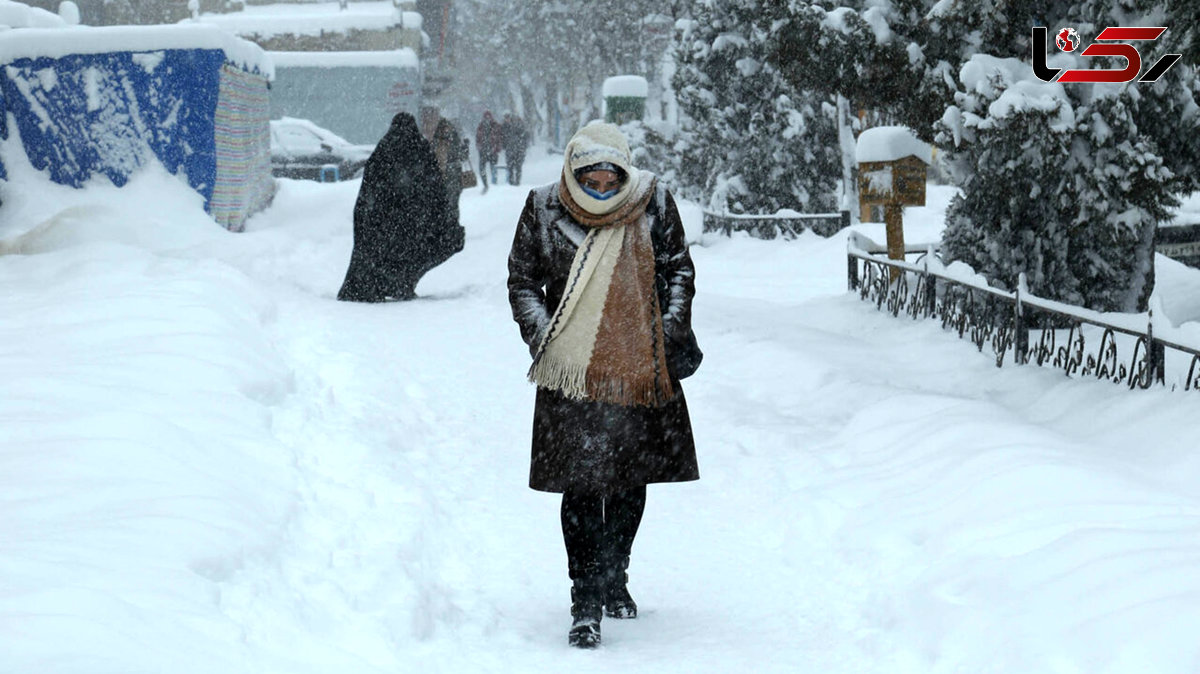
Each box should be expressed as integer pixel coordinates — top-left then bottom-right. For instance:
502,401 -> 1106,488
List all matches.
602,75 -> 648,98
269,48 -> 417,69
0,23 -> 271,76
0,0 -> 67,28
855,125 -> 932,164
193,1 -> 409,40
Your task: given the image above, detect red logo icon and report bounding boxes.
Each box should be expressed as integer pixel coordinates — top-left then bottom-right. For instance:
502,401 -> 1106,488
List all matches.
1056,27 -> 1080,51
1033,26 -> 1182,84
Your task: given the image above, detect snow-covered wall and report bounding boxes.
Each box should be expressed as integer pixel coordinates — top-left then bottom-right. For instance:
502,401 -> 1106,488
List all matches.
0,25 -> 273,231
267,50 -> 419,145
194,1 -> 406,40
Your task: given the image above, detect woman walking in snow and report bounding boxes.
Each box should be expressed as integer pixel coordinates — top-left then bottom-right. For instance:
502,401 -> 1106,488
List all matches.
338,112 -> 464,302
506,122 -> 702,648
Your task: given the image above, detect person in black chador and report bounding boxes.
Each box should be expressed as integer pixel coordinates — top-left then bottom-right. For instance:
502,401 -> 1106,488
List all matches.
338,112 -> 465,302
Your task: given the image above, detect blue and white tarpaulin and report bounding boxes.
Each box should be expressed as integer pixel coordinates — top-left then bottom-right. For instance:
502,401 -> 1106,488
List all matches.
0,26 -> 273,230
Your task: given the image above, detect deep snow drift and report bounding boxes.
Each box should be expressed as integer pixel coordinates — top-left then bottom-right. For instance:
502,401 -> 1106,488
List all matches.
2,146 -> 1199,673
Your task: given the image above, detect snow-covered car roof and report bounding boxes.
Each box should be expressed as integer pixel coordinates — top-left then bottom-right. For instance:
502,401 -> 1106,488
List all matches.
270,116 -> 356,148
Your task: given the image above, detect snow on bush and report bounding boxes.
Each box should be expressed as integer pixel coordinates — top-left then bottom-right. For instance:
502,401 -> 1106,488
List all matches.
937,52 -> 1175,313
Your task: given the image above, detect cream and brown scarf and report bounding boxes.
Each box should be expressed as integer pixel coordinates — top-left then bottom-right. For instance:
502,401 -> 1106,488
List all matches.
527,168 -> 674,407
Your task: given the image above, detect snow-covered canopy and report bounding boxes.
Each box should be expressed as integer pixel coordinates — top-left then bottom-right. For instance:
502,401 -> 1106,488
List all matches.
193,1 -> 407,40
855,125 -> 932,164
0,23 -> 271,76
820,6 -> 893,43
0,0 -> 67,28
602,75 -> 648,98
940,54 -> 1075,148
268,48 -> 417,69
961,54 -> 1074,127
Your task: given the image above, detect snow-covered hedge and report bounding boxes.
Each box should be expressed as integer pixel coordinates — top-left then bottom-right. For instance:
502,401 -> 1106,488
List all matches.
0,24 -> 273,231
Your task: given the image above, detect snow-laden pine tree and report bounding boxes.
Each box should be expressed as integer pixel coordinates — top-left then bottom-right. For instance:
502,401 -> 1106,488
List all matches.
937,57 -> 1174,311
935,0 -> 1198,312
773,0 -> 1199,312
669,0 -> 840,214
770,1 -> 938,139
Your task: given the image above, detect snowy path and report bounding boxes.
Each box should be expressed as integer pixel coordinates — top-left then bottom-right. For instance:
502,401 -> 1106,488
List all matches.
2,149 -> 1199,673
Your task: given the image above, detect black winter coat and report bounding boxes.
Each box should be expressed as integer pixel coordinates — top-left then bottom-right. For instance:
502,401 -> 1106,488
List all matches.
338,112 -> 464,302
507,180 -> 701,494
500,117 -> 529,164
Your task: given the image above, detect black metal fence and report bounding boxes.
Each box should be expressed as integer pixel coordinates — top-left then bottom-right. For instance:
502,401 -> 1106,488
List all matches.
703,210 -> 851,239
847,232 -> 1200,391
1157,222 -> 1200,268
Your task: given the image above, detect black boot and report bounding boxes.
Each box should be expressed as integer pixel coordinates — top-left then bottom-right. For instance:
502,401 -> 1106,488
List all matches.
604,555 -> 637,619
569,577 -> 603,648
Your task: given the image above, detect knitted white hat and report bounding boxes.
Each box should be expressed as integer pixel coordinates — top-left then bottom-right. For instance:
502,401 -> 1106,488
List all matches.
567,122 -> 632,175
562,122 -> 642,215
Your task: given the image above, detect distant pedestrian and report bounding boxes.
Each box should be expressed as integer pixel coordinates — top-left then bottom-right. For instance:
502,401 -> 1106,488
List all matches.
338,112 -> 464,302
432,116 -> 466,229
500,113 -> 530,185
419,105 -> 441,143
475,110 -> 501,192
507,121 -> 703,649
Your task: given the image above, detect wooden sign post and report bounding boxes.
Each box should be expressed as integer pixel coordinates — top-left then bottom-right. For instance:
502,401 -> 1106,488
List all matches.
855,127 -> 931,280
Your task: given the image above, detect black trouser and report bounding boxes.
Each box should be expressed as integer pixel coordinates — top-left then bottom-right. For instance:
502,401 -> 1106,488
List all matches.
507,155 -> 524,185
479,155 -> 497,187
561,486 -> 646,580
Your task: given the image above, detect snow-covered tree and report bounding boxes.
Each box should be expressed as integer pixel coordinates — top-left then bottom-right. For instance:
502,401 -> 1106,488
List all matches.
937,56 -> 1175,312
935,1 -> 1198,312
1170,0 -> 1200,65
771,1 -> 937,138
670,0 -> 840,214
774,0 -> 1200,312
450,0 -> 682,144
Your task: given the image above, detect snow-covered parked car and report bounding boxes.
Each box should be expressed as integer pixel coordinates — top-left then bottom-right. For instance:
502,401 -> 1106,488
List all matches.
269,117 -> 375,181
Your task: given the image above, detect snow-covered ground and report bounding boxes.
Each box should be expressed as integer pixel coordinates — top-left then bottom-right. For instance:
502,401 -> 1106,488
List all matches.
2,145 -> 1200,673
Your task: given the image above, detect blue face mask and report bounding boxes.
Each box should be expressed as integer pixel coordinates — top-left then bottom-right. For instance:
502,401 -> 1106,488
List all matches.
581,185 -> 620,200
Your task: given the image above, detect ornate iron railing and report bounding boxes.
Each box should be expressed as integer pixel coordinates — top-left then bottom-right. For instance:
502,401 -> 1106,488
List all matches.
847,232 -> 1200,391
703,209 -> 851,239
